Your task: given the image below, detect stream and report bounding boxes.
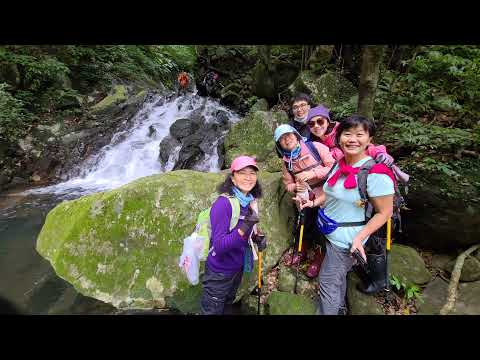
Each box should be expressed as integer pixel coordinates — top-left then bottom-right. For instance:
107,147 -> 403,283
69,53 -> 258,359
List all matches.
0,92 -> 240,314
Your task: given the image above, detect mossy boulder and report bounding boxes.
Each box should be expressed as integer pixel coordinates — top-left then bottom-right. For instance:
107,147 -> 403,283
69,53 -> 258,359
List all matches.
266,291 -> 317,315
91,85 -> 128,113
389,244 -> 432,286
445,256 -> 480,282
277,264 -> 318,300
289,70 -> 357,110
346,272 -> 384,315
36,170 -> 294,311
250,98 -> 269,112
223,110 -> 288,169
241,294 -> 265,315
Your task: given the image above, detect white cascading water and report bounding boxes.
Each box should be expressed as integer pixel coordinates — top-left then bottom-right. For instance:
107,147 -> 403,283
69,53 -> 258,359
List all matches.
27,92 -> 240,197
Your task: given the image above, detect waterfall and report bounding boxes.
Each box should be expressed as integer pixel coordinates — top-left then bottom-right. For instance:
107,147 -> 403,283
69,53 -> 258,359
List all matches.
28,92 -> 240,197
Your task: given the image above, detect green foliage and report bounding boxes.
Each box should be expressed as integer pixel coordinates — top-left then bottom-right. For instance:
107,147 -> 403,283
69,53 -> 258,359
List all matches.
0,83 -> 29,141
390,274 -> 423,303
376,45 -> 480,125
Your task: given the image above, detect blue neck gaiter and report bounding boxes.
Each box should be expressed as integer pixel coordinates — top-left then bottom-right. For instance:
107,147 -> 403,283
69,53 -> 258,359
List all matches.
283,144 -> 301,171
232,186 -> 254,208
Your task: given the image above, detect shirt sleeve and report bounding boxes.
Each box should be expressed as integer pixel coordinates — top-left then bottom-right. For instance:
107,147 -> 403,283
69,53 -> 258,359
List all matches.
367,173 -> 395,198
311,142 -> 335,180
209,196 -> 247,255
281,161 -> 296,193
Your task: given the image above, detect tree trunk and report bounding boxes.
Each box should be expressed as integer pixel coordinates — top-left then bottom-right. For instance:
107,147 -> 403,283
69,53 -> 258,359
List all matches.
258,45 -> 272,71
357,45 -> 386,120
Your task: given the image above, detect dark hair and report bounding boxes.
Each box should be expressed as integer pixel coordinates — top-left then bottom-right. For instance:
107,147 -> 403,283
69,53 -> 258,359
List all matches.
290,93 -> 314,107
217,168 -> 263,199
335,114 -> 375,146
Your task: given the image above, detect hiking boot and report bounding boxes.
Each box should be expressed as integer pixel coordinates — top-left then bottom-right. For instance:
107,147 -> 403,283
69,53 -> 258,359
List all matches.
306,248 -> 325,278
357,253 -> 389,295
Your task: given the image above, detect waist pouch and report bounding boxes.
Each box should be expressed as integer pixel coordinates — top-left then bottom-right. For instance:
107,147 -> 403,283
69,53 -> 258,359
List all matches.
316,208 -> 367,235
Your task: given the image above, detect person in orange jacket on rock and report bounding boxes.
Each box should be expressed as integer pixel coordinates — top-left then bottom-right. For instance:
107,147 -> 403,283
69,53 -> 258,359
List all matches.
177,71 -> 190,96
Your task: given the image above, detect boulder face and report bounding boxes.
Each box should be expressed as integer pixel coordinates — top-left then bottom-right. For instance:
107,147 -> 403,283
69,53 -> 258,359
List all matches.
289,70 -> 357,111
266,291 -> 317,315
36,170 -> 294,311
389,244 -> 432,286
346,272 -> 384,315
417,278 -> 480,315
223,110 -> 288,170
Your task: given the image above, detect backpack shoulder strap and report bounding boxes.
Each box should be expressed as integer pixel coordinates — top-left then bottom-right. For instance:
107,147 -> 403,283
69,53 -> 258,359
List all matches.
304,141 -> 322,163
220,193 -> 243,231
357,159 -> 377,220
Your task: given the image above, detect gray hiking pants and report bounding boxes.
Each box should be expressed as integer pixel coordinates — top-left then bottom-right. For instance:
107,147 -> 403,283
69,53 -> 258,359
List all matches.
317,240 -> 354,315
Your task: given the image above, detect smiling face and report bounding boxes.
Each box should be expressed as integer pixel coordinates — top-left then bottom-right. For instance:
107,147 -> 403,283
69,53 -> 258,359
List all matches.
292,100 -> 310,119
338,125 -> 372,159
231,166 -> 258,194
307,115 -> 329,139
279,132 -> 299,152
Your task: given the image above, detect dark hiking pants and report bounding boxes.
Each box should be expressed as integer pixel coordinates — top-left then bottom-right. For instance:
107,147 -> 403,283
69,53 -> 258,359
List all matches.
317,241 -> 354,315
200,265 -> 243,315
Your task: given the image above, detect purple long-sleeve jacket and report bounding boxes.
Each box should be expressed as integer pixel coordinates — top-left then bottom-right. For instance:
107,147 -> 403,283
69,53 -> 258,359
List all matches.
206,196 -> 253,275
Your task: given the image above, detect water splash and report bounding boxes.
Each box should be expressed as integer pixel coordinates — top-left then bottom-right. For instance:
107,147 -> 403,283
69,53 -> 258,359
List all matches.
27,92 -> 239,197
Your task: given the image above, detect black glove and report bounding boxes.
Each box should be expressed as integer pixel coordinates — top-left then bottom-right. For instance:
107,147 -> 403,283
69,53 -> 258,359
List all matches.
238,209 -> 259,234
252,233 -> 267,251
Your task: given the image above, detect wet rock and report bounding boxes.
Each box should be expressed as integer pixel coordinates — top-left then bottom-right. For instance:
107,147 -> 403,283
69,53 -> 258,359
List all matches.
346,271 -> 384,315
266,291 -> 317,315
389,244 -> 432,286
159,136 -> 181,168
169,118 -> 200,141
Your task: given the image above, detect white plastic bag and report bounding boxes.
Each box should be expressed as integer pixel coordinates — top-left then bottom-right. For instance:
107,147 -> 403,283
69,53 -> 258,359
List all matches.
178,232 -> 204,285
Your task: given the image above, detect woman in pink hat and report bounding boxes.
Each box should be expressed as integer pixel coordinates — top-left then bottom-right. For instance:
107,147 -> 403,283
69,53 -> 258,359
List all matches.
200,155 -> 267,315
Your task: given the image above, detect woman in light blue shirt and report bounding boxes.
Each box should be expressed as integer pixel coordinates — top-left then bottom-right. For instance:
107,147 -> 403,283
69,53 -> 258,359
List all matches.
298,115 -> 395,315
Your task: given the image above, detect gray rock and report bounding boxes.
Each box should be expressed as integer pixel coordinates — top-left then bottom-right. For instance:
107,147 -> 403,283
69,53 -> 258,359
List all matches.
445,256 -> 480,282
431,254 -> 454,271
417,278 -> 480,315
169,118 -> 200,141
389,244 -> 432,286
159,135 -> 181,167
346,272 -> 384,315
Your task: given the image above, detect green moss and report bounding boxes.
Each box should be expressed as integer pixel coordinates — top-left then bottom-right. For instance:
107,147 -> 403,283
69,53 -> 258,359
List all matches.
37,170 -> 293,310
266,291 -> 317,315
91,85 -> 128,112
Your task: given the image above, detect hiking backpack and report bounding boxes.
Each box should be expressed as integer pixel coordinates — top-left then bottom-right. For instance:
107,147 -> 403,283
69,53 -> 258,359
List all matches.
179,194 -> 256,285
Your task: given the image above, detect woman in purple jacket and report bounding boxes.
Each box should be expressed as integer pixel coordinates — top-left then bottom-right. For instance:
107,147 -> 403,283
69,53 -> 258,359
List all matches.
200,156 -> 266,315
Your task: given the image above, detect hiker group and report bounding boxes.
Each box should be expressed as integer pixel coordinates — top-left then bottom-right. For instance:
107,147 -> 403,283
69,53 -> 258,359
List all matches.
179,92 -> 409,316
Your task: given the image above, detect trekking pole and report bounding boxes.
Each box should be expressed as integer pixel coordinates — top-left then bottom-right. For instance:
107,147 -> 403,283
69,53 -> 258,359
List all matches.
257,250 -> 262,315
385,218 -> 392,291
294,210 -> 305,294
289,211 -> 301,267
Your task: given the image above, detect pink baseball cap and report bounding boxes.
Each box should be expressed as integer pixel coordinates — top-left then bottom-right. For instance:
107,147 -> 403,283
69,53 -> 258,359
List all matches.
230,156 -> 259,172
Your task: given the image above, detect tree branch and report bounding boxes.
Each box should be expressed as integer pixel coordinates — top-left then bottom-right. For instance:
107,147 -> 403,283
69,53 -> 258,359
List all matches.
439,244 -> 480,315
